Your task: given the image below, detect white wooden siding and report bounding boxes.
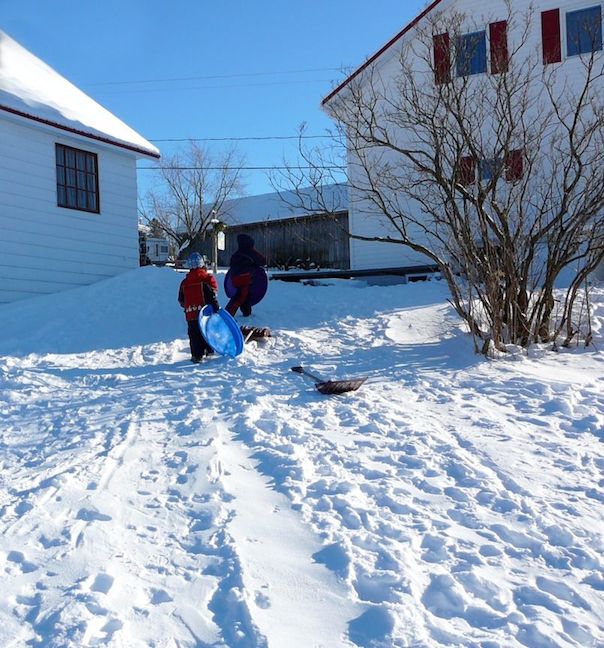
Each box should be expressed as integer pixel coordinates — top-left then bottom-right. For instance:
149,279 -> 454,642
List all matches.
0,115 -> 139,303
343,0 -> 604,270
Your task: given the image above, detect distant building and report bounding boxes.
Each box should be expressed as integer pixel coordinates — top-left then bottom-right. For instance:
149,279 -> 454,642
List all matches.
139,231 -> 170,266
187,184 -> 350,270
0,30 -> 159,303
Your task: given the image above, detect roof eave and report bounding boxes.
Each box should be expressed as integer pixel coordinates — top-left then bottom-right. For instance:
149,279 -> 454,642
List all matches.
0,104 -> 160,159
321,0 -> 446,107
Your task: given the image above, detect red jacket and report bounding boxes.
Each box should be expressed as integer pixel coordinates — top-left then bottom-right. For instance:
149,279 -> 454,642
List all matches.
178,268 -> 219,321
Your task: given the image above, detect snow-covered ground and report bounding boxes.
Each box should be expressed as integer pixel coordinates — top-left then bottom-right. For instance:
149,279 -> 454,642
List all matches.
0,267 -> 602,648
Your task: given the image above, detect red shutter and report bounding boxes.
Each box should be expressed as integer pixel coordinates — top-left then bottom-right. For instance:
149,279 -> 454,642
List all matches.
458,156 -> 476,186
505,149 -> 524,182
490,21 -> 508,74
541,9 -> 562,64
433,33 -> 451,84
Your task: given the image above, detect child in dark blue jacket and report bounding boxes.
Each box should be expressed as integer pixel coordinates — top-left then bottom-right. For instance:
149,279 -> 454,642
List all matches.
226,234 -> 266,317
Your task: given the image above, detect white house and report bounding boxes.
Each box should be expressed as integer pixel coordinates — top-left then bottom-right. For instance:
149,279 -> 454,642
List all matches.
322,0 -> 604,275
0,30 -> 160,303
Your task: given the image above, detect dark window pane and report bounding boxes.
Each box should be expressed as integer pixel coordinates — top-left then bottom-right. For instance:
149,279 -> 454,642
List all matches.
66,168 -> 76,187
76,151 -> 86,170
56,145 -> 65,165
65,148 -> 76,168
86,155 -> 96,173
77,170 -> 86,189
86,174 -> 96,192
456,31 -> 487,76
89,193 -> 98,211
567,6 -> 602,55
66,187 -> 77,207
57,185 -> 66,206
57,167 -> 65,185
77,190 -> 87,207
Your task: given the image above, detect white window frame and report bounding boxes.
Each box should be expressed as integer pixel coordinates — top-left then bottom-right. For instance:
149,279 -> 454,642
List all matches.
562,3 -> 603,58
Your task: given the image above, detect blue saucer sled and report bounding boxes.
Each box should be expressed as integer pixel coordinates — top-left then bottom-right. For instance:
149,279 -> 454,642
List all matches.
198,305 -> 244,358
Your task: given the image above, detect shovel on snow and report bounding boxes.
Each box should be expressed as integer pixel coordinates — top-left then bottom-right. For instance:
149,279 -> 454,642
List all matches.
290,366 -> 367,395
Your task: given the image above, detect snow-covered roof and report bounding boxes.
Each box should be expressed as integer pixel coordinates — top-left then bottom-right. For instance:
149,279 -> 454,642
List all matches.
220,184 -> 348,226
0,30 -> 159,159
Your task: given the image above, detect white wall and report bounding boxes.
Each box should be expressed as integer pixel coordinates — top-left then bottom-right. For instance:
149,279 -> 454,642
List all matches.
342,0 -> 604,270
0,115 -> 140,303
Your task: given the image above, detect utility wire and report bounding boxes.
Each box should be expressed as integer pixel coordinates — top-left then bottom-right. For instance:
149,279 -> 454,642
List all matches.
149,135 -> 334,142
93,78 -> 333,95
137,165 -> 346,171
85,67 -> 344,87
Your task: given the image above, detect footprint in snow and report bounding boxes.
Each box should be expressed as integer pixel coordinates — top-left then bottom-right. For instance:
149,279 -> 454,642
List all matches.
76,507 -> 112,522
313,543 -> 350,577
150,588 -> 173,605
90,573 -> 114,595
6,550 -> 38,574
536,576 -> 592,610
86,617 -> 123,644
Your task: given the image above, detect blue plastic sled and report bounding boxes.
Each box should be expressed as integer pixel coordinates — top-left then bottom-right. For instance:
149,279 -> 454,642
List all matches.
224,267 -> 268,306
198,305 -> 244,358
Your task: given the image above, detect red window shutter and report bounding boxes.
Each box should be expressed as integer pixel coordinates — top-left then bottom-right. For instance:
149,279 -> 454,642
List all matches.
505,149 -> 524,182
458,156 -> 476,186
433,33 -> 451,84
489,21 -> 508,73
541,9 -> 562,64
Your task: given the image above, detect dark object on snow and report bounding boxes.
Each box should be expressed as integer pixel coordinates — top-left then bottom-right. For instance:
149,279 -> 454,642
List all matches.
240,326 -> 272,342
290,366 -> 367,395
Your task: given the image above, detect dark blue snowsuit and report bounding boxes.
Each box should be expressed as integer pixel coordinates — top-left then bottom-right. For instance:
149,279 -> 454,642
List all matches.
226,234 -> 266,317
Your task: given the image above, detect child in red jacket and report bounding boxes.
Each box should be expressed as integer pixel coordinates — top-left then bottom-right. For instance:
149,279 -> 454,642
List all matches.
178,253 -> 219,362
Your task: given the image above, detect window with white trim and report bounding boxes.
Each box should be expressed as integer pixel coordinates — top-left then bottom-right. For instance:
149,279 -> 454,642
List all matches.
456,31 -> 487,76
566,5 -> 602,55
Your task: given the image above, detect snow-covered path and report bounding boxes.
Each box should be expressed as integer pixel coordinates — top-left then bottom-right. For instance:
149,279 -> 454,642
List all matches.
0,344 -> 357,647
0,267 -> 602,647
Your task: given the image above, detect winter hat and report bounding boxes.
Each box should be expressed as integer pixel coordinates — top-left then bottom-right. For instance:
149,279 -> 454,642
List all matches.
237,234 -> 254,250
188,252 -> 203,268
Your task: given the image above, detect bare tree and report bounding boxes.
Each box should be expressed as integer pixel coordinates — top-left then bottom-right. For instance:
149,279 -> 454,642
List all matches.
139,142 -> 246,256
275,5 -> 604,353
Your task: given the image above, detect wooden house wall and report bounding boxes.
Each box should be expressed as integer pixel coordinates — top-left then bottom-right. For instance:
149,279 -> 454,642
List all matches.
192,212 -> 350,270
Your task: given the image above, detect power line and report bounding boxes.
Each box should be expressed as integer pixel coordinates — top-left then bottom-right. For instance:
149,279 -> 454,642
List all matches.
85,67 -> 344,87
137,165 -> 346,171
93,78 -> 333,95
149,135 -> 334,142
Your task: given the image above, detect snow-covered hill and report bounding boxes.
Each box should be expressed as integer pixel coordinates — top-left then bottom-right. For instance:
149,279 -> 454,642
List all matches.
0,267 -> 602,647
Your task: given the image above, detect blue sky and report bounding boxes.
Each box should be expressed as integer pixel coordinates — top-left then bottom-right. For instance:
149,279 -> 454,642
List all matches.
2,0 -> 426,196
